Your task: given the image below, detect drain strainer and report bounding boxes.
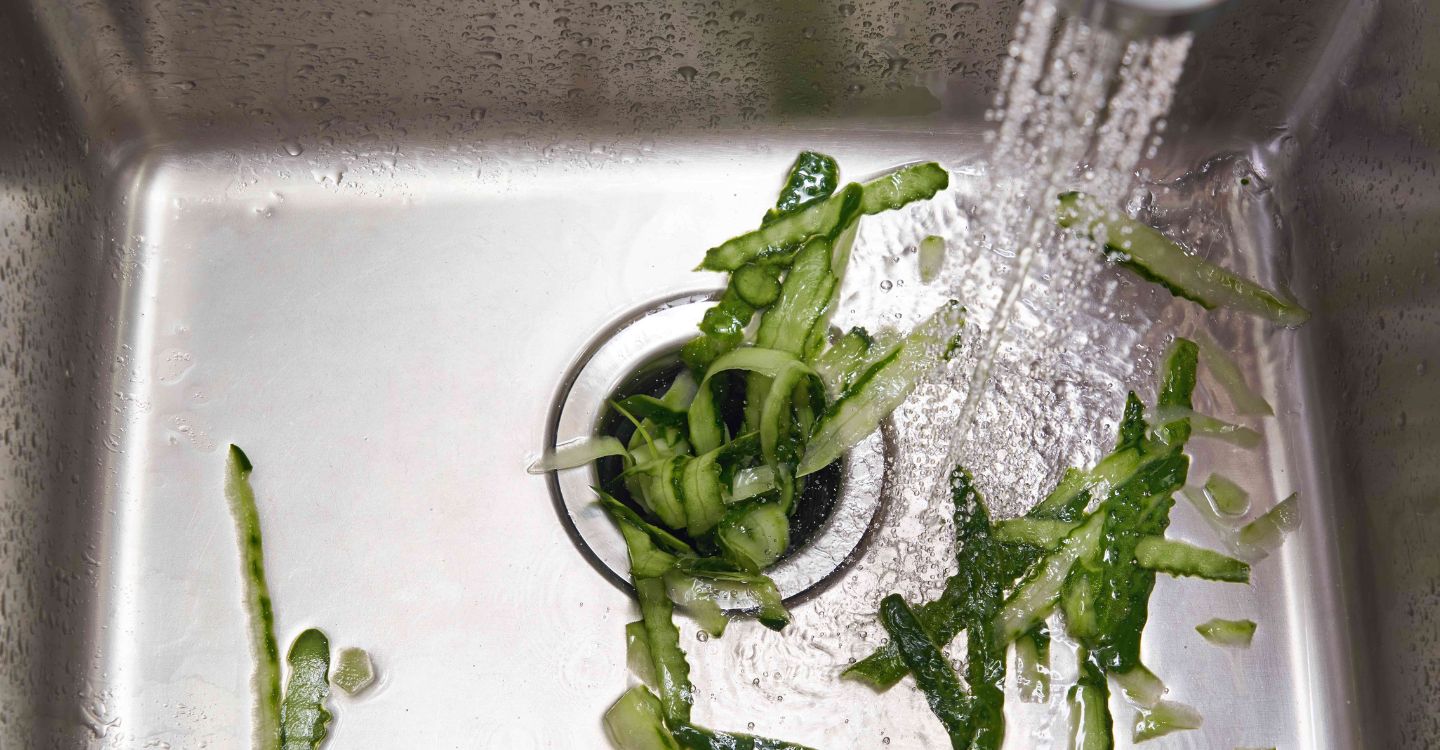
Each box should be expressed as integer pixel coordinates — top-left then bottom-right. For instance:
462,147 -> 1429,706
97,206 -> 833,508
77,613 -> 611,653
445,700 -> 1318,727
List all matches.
542,291 -> 887,602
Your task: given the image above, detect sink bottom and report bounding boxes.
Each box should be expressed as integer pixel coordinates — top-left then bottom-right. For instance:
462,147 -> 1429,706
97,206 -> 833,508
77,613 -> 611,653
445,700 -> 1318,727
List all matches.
83,131 -> 1349,748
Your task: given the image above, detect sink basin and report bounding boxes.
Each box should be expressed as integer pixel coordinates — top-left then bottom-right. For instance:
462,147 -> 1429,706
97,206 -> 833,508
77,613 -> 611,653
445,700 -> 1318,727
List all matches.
2,0 -> 1436,747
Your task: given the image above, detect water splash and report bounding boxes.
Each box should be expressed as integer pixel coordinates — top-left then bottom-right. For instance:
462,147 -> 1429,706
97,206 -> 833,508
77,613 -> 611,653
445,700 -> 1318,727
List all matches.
935,0 -> 1194,506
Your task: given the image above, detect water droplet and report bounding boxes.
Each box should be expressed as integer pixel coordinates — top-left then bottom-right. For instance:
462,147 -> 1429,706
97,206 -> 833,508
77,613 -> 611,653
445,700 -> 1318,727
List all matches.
696,631 -> 709,642
677,66 -> 698,82
879,280 -> 893,291
281,141 -> 304,157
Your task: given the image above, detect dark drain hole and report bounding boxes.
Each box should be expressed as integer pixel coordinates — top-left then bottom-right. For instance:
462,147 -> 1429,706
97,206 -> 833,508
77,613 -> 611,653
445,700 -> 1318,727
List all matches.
593,353 -> 843,561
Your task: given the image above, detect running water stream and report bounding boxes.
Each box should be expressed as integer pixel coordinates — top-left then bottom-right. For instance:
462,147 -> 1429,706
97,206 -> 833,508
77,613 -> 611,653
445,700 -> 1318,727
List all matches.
932,0 -> 1194,511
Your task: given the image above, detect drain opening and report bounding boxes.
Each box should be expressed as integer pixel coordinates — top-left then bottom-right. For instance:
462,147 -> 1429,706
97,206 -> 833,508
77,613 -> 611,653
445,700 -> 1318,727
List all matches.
593,355 -> 846,562
545,292 -> 886,603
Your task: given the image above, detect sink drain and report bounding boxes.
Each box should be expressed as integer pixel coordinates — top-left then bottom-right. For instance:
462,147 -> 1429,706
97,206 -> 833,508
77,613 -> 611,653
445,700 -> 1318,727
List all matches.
542,291 -> 887,603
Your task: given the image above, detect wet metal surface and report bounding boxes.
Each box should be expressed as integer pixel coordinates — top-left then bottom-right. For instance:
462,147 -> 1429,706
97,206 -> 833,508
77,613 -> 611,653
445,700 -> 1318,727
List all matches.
1,0 -> 1437,748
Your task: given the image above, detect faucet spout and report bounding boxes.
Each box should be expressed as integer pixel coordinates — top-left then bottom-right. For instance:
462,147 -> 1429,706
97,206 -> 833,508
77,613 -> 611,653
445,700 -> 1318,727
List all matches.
1060,0 -> 1235,36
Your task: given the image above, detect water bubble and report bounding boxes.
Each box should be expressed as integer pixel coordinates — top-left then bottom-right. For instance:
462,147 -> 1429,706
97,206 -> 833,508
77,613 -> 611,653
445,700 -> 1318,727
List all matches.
879,280 -> 894,291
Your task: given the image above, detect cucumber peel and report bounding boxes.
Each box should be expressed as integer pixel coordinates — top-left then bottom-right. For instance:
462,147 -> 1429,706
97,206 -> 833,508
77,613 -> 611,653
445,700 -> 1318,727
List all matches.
1057,192 -> 1309,325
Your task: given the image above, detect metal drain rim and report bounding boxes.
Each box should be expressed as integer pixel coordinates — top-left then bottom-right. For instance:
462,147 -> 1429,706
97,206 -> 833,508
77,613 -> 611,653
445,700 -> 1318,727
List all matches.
542,292 -> 888,604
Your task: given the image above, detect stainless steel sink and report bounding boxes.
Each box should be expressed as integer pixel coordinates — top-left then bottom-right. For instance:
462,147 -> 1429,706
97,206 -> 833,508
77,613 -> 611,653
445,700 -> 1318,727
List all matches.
2,0 -> 1437,748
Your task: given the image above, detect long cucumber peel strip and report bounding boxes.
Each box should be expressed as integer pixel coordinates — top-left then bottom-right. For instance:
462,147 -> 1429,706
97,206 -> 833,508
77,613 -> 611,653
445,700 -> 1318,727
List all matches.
225,445 -> 283,750
1150,406 -> 1262,449
995,511 -> 1106,647
812,218 -> 860,353
1057,191 -> 1309,325
994,518 -> 1080,550
635,576 -> 694,724
1065,341 -> 1197,673
661,371 -> 699,410
700,184 -> 863,271
1085,466 -> 1189,674
528,435 -> 629,474
597,491 -> 696,558
650,457 -> 690,531
701,163 -> 948,272
757,362 -> 824,467
1030,445 -> 1142,521
680,447 -> 727,537
1014,625 -> 1051,703
1149,338 -> 1199,449
603,686 -> 681,750
1134,537 -> 1250,583
664,571 -> 730,638
798,300 -> 964,477
845,468 -> 1034,701
726,466 -> 776,505
1195,330 -> 1274,416
746,218 -> 852,435
615,396 -> 690,432
755,235 -> 837,356
812,327 -> 873,396
878,595 -> 973,749
625,621 -> 658,687
280,628 -> 332,750
671,723 -> 817,750
672,558 -> 790,631
858,162 -> 950,215
688,347 -> 815,455
716,501 -> 790,574
602,496 -> 683,579
1067,656 -> 1114,750
1195,617 -> 1257,648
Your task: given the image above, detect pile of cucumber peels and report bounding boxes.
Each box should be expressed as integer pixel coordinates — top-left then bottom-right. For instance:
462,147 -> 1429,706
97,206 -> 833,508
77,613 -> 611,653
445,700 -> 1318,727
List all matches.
855,337 -> 1301,748
572,153 -> 959,749
225,446 -> 376,750
539,151 -> 1310,749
